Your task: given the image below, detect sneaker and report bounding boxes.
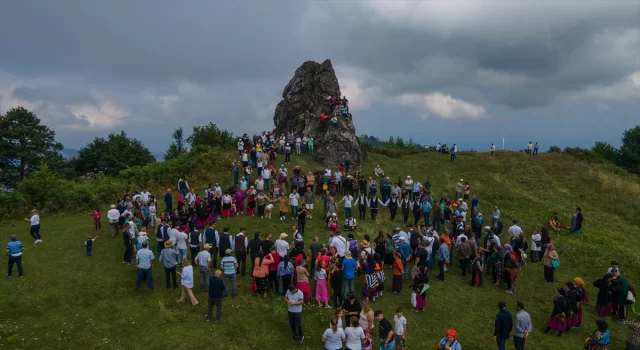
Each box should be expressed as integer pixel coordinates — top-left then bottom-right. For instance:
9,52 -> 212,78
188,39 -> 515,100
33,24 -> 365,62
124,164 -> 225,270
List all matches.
505,289 -> 513,294
299,336 -> 304,344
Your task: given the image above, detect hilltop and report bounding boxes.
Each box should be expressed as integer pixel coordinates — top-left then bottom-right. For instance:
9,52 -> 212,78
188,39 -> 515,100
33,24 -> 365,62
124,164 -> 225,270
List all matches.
0,150 -> 638,349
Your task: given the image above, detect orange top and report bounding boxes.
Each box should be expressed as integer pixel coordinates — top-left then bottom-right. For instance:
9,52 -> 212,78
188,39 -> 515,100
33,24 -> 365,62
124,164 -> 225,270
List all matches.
440,233 -> 452,249
252,255 -> 274,278
392,257 -> 404,276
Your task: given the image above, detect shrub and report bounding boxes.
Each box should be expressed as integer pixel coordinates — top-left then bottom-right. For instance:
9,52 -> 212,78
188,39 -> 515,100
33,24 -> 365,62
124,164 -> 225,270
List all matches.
548,145 -> 562,153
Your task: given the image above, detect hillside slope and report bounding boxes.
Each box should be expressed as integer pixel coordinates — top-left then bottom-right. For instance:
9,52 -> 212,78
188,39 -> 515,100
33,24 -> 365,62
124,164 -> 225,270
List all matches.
0,150 -> 637,349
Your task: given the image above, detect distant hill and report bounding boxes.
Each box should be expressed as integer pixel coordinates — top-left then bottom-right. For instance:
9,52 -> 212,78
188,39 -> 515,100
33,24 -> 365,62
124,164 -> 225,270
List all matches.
60,148 -> 79,159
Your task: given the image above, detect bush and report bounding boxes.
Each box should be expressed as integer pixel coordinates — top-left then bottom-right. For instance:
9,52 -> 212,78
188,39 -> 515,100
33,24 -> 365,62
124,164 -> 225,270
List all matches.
548,145 -> 562,153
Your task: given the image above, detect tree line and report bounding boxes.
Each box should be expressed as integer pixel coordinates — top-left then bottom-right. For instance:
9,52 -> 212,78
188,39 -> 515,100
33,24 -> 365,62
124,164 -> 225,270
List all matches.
0,107 -> 239,189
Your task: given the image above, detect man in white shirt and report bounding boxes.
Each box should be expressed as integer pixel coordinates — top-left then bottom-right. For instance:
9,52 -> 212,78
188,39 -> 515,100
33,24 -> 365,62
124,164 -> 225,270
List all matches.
140,189 -> 151,203
237,140 -> 244,155
335,170 -> 343,193
325,168 -> 331,177
295,136 -> 302,154
338,194 -> 354,219
436,143 -> 442,152
508,220 -> 523,243
404,176 -> 414,194
107,205 -> 121,237
329,231 -> 347,258
175,226 -> 189,263
169,225 -> 180,249
289,189 -> 300,220
275,233 -> 290,258
262,168 -> 272,190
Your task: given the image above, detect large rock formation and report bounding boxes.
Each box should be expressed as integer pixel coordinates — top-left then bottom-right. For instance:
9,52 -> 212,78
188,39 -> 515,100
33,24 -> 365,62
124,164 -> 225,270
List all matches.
273,59 -> 366,168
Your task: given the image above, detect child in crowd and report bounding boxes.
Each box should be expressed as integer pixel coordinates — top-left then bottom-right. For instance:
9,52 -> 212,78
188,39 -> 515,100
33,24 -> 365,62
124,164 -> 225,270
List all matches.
136,228 -> 148,250
85,235 -> 98,256
362,330 -> 372,350
89,209 -> 101,229
393,307 -> 407,350
265,202 -> 274,219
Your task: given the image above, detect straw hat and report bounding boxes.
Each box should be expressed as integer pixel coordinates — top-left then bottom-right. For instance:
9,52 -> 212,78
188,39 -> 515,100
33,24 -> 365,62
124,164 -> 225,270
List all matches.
204,244 -> 212,249
110,204 -> 116,209
225,249 -> 233,255
163,240 -> 172,248
280,233 -> 288,239
361,240 -> 370,248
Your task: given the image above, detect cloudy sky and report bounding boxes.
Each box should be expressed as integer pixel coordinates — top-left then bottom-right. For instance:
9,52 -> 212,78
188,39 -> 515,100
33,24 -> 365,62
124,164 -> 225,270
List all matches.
1,1 -> 639,153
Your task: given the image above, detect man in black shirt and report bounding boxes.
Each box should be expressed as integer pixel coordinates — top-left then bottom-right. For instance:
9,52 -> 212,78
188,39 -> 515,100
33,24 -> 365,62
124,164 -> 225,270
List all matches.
261,232 -> 274,256
414,241 -> 429,270
248,232 -> 263,274
375,310 -> 395,349
342,293 -> 362,324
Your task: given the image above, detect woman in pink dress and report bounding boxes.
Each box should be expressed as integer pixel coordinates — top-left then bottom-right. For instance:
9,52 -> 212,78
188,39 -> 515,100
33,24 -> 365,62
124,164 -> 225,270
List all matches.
233,190 -> 246,215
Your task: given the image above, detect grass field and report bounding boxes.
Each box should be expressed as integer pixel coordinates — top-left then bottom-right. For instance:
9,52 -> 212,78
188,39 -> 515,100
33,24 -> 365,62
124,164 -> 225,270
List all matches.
0,150 -> 638,349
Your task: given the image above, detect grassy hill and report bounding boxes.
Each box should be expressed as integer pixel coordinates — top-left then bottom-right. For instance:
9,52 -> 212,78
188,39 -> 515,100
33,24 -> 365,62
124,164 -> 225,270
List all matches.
0,150 -> 638,349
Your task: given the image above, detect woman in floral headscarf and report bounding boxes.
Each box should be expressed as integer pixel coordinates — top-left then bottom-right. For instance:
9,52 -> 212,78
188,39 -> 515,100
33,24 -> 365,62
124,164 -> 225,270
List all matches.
584,319 -> 610,350
542,243 -> 559,283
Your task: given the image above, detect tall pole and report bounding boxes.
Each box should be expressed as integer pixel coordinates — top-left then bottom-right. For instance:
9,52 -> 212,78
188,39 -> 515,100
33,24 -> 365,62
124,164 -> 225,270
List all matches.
502,138 -> 505,150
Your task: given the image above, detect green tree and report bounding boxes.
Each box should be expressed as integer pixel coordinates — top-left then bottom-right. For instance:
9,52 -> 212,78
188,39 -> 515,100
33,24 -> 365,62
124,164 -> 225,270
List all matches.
0,107 -> 63,187
74,131 -> 155,176
618,125 -> 640,174
164,127 -> 187,160
591,141 -> 618,162
186,123 -> 237,151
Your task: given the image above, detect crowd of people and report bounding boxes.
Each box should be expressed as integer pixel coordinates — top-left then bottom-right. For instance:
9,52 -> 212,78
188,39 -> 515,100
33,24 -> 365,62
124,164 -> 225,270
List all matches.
6,119 -> 638,350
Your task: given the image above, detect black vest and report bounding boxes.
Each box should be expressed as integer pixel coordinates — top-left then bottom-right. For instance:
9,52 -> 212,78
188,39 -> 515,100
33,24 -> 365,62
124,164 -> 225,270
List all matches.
218,232 -> 231,251
189,230 -> 200,246
370,198 -> 378,209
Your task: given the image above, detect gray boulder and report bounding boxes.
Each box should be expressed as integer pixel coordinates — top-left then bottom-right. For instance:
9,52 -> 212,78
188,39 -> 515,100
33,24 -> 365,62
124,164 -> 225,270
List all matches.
273,59 -> 366,168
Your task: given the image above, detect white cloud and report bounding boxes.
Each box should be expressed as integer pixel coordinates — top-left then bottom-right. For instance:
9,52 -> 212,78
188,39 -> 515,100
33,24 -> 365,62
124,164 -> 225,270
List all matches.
584,71 -> 640,100
68,100 -> 128,129
395,92 -> 486,119
334,65 -> 384,110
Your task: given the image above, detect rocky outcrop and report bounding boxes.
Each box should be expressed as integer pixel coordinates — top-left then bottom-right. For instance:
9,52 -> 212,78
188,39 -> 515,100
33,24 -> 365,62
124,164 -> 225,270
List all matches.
273,59 -> 366,168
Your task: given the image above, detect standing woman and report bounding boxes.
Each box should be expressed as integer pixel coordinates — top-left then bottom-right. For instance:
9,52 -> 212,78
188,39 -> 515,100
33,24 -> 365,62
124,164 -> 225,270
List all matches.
594,273 -> 614,317
322,318 -> 346,350
542,243 -> 559,284
177,258 -> 199,305
25,209 -> 42,243
359,299 -> 375,333
544,288 -> 568,336
574,277 -> 590,328
277,255 -> 295,295
570,207 -> 584,234
374,231 -> 386,262
252,251 -> 274,297
221,192 -> 233,218
411,266 -> 428,312
344,316 -> 365,350
315,260 -> 330,308
296,259 -> 311,304
331,260 -> 344,308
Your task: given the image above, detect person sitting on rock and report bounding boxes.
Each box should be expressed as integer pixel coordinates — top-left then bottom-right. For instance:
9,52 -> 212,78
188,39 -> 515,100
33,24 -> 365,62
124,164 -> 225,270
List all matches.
374,165 -> 384,178
328,96 -> 335,109
331,116 -> 338,128
341,96 -> 349,110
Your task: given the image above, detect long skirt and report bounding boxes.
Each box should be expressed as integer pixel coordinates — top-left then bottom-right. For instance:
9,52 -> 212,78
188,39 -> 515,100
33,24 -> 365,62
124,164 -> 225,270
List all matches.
222,203 -> 231,217
392,275 -> 403,293
547,314 -> 567,332
415,293 -> 426,310
472,269 -> 483,286
316,279 -> 329,303
255,276 -> 268,294
297,280 -> 310,299
573,306 -> 583,326
596,302 -> 612,317
235,200 -> 245,213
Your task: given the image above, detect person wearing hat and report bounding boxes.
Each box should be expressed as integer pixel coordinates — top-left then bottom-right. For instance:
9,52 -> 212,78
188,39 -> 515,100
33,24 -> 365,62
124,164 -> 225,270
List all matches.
6,234 -> 24,277
159,240 -> 179,288
195,244 -> 212,292
107,204 -> 121,237
220,249 -> 238,297
275,233 -> 290,258
438,329 -> 461,350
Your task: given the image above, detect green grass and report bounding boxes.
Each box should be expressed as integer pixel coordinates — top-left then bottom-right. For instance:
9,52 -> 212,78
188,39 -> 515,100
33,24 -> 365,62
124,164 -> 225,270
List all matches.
0,150 -> 638,349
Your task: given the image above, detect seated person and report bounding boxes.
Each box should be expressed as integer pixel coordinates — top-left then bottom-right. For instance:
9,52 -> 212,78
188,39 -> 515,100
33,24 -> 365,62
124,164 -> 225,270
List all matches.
548,214 -> 566,232
344,215 -> 357,231
327,213 -> 339,231
374,165 -> 384,178
331,116 -> 338,127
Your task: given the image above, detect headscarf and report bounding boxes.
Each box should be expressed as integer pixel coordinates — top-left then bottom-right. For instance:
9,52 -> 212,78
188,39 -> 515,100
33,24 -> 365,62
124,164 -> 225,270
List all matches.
504,244 -> 513,254
574,277 -> 585,288
557,287 -> 566,296
545,243 -> 555,257
446,329 -> 458,338
565,281 -> 575,290
574,277 -> 590,303
596,319 -> 608,332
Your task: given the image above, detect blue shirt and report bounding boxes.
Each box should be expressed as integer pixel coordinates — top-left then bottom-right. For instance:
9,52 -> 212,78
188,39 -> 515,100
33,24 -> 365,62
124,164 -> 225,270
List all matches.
472,198 -> 480,208
6,241 -> 23,256
398,242 -> 412,259
141,206 -> 149,218
136,248 -> 154,269
221,256 -> 237,275
439,244 -> 450,261
342,258 -> 357,279
277,261 -> 294,276
422,202 -> 432,213
208,276 -> 225,298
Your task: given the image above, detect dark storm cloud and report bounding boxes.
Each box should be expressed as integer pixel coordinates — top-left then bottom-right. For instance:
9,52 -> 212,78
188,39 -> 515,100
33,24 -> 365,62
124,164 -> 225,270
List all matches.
0,1 -> 638,152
